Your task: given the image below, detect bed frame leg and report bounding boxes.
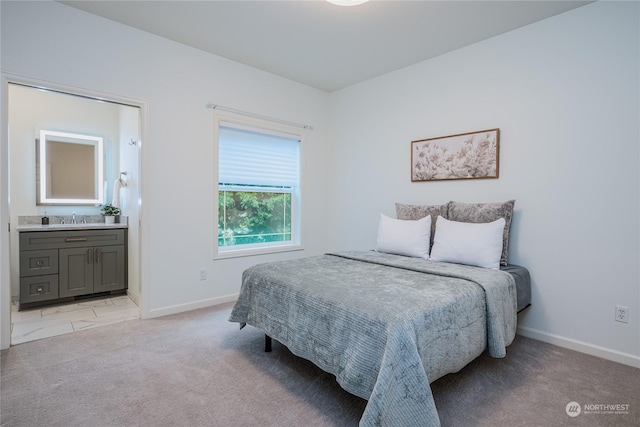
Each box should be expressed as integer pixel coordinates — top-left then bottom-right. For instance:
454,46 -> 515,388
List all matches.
265,335 -> 272,352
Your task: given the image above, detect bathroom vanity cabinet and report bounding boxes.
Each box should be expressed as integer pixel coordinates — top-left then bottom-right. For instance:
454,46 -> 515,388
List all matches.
19,228 -> 127,310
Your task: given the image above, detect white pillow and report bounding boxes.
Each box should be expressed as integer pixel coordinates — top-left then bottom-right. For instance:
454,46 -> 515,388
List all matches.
429,216 -> 505,269
376,213 -> 431,259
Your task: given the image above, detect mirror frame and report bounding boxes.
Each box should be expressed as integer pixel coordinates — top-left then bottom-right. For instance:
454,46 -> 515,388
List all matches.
38,130 -> 104,205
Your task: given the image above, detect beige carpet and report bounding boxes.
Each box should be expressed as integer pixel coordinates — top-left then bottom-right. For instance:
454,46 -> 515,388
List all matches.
1,302 -> 638,426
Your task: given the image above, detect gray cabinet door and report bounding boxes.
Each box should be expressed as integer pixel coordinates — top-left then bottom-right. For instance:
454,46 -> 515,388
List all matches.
20,249 -> 59,277
20,275 -> 59,304
93,245 -> 125,293
59,247 -> 94,297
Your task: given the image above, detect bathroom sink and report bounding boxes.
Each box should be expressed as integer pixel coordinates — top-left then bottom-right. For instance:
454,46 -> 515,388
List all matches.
16,222 -> 128,231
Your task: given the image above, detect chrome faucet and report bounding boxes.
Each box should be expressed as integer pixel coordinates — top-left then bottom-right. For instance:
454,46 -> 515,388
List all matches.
81,215 -> 87,224
71,212 -> 77,224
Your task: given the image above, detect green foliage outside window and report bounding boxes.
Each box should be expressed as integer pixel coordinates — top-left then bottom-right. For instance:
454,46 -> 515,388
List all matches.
218,190 -> 292,246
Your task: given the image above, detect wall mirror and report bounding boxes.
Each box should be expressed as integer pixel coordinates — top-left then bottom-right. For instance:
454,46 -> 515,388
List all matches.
37,130 -> 104,205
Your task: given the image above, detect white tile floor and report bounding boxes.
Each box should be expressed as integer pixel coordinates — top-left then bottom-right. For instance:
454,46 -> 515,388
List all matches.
11,295 -> 139,345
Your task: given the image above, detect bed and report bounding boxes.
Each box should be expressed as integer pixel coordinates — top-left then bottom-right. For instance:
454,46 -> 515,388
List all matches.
229,201 -> 531,426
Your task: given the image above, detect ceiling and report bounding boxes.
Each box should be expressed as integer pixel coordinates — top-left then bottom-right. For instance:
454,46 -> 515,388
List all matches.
59,0 -> 592,92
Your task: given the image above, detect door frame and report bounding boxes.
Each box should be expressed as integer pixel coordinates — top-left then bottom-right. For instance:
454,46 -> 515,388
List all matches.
0,72 -> 148,349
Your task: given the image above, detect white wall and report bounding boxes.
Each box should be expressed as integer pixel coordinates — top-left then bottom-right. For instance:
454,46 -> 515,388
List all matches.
0,0 -> 10,349
328,1 -> 639,365
0,0 -> 330,338
118,105 -> 142,303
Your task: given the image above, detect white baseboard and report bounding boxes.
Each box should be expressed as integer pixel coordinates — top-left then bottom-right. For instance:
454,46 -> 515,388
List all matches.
144,293 -> 238,319
517,325 -> 640,369
126,290 -> 140,306
139,299 -> 640,369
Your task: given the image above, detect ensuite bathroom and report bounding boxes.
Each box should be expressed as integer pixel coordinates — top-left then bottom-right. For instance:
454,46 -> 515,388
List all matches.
7,83 -> 142,344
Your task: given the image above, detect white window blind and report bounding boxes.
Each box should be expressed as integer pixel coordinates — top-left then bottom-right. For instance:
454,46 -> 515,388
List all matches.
218,125 -> 300,188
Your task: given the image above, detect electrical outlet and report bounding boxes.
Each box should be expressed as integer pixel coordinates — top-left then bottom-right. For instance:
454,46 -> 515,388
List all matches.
199,269 -> 207,281
615,305 -> 629,323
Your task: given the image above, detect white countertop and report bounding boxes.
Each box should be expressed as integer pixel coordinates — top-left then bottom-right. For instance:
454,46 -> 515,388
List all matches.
16,222 -> 128,232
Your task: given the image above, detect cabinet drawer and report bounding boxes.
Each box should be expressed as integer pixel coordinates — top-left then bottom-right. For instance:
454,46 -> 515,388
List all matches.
20,229 -> 125,250
20,275 -> 59,303
20,249 -> 59,277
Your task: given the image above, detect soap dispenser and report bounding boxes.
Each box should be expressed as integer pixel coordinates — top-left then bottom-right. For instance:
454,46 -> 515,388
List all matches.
42,212 -> 49,225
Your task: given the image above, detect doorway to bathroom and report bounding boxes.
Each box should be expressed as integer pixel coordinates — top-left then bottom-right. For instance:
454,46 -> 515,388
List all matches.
6,81 -> 144,344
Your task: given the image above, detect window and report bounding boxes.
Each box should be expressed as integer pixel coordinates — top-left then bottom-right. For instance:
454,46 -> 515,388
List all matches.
215,119 -> 302,257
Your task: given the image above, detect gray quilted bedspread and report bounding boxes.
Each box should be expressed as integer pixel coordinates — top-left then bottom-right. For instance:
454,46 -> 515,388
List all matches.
229,251 -> 517,426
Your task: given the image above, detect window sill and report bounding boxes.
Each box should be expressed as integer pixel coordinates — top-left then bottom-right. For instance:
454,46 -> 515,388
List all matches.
214,244 -> 304,260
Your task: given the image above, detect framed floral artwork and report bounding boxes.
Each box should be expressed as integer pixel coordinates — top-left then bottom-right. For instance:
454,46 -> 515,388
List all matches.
411,128 -> 500,182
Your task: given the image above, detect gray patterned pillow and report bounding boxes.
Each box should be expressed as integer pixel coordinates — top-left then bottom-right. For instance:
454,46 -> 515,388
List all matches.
446,200 -> 515,266
395,203 -> 449,250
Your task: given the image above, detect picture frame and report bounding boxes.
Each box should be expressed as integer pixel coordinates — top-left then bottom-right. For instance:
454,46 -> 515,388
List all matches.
411,128 -> 500,182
